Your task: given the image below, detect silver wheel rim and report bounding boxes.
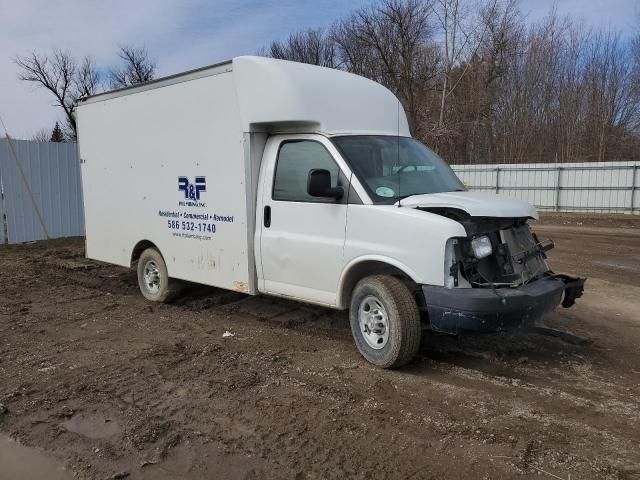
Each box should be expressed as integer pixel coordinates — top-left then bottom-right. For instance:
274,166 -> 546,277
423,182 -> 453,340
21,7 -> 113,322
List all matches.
358,295 -> 389,350
143,260 -> 161,294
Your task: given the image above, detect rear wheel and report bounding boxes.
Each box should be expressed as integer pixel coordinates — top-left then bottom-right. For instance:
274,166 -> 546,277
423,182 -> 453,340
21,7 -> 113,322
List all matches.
137,248 -> 180,302
349,274 -> 421,368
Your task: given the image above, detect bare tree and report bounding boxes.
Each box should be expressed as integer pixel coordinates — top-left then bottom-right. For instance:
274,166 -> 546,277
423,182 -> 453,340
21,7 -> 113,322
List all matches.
14,49 -> 99,138
581,31 -> 639,160
465,0 -> 521,162
31,128 -> 51,142
332,0 -> 439,138
433,0 -> 497,129
631,15 -> 640,135
16,46 -> 156,139
109,46 -> 156,89
260,2 -> 441,138
262,29 -> 337,67
76,57 -> 100,98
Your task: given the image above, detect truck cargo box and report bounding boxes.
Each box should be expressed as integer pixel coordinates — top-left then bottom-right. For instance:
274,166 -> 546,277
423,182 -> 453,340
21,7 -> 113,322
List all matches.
77,56 -> 406,294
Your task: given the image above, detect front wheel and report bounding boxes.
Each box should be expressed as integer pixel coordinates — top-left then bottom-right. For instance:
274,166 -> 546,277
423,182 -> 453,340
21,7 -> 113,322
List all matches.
349,275 -> 421,368
137,248 -> 180,302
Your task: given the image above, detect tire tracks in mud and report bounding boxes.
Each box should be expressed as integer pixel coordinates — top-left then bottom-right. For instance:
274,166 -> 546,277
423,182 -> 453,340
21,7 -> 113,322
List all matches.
2,236 -> 640,479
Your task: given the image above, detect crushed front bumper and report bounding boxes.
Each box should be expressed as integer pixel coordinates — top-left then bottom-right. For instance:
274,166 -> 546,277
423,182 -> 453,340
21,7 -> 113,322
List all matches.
422,275 -> 585,334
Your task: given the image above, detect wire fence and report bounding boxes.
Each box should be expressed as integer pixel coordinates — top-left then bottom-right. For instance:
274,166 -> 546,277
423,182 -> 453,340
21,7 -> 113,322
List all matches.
452,161 -> 639,215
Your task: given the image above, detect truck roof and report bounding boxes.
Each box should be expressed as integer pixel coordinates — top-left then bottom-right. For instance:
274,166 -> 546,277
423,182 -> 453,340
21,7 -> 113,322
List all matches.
78,56 -> 410,136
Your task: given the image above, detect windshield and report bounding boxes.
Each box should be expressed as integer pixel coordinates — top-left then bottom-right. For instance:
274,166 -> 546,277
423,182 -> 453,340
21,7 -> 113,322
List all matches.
331,135 -> 465,204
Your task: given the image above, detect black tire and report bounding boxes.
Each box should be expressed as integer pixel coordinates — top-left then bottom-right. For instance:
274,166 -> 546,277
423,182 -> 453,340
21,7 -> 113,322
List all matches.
136,248 -> 180,303
349,274 -> 421,368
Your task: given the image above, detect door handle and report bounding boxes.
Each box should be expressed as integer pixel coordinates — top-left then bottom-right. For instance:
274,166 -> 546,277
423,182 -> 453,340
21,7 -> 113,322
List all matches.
264,205 -> 271,228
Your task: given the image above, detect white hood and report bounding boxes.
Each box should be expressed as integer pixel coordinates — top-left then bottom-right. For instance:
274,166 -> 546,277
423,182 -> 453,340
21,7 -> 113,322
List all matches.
398,191 -> 538,219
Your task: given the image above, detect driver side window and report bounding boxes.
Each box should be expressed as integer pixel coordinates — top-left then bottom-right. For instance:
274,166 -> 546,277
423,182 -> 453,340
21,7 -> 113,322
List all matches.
272,140 -> 340,203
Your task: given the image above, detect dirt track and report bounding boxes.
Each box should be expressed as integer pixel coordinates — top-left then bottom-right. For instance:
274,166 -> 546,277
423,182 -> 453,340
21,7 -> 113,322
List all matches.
1,217 -> 639,479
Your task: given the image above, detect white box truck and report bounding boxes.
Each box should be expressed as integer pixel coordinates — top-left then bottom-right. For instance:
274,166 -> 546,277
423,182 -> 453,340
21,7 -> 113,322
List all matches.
77,56 -> 585,368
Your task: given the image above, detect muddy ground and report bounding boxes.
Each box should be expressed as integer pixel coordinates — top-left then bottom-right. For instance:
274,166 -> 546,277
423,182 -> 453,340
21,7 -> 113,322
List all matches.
1,215 -> 639,479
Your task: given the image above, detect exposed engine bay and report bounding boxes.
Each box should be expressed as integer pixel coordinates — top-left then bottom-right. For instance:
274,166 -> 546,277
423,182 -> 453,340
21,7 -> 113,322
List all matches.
421,208 -> 555,288
454,221 -> 554,288
417,204 -> 585,334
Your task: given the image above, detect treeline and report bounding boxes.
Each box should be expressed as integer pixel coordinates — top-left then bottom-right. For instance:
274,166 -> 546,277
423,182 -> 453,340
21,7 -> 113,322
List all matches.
262,0 -> 640,164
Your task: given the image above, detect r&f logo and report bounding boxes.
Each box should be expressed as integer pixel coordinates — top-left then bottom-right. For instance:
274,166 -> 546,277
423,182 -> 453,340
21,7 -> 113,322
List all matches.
178,176 -> 206,201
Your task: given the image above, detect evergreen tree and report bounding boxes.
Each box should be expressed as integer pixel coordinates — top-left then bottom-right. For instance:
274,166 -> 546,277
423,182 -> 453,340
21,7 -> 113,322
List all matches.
50,122 -> 65,142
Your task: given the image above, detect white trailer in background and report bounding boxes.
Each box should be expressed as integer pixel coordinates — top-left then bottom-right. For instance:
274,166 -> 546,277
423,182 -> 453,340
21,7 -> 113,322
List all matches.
77,56 -> 584,368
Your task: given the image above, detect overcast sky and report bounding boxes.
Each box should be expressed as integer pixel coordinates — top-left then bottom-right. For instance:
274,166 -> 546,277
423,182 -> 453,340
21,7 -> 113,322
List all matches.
1,0 -> 638,139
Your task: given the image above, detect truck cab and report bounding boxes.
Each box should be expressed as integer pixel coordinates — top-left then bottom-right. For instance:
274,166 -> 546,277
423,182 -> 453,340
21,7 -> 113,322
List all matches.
254,132 -> 584,367
77,56 -> 584,369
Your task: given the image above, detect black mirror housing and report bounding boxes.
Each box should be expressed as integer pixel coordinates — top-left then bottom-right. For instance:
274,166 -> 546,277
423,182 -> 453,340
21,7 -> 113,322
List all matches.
307,169 -> 344,199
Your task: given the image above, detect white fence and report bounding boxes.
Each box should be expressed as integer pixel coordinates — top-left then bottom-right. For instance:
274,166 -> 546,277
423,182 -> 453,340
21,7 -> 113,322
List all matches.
0,139 -> 637,246
0,138 -> 84,244
453,161 -> 640,214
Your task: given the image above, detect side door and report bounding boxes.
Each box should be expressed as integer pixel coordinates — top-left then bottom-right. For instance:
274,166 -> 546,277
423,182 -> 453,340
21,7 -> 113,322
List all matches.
257,135 -> 349,306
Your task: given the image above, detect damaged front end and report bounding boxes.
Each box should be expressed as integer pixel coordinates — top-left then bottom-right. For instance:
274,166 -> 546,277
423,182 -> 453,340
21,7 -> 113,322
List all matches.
420,208 -> 585,334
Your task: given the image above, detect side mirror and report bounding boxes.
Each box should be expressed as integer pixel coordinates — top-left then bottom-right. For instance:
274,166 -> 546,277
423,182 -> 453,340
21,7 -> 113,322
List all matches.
307,169 -> 344,200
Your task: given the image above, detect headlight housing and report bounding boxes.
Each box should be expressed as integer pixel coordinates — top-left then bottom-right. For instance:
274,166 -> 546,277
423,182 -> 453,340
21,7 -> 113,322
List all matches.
471,235 -> 493,259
